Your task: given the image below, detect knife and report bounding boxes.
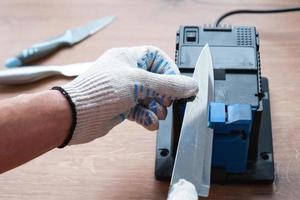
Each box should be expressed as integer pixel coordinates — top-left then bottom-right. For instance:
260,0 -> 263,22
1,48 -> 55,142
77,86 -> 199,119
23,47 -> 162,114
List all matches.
5,16 -> 115,68
0,62 -> 93,85
170,44 -> 214,197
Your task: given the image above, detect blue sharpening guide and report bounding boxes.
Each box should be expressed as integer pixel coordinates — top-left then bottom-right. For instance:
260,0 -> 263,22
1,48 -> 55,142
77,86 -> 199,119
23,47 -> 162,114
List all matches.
209,103 -> 253,173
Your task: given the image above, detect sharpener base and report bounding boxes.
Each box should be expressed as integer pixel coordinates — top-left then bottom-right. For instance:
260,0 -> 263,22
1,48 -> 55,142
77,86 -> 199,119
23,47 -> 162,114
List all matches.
154,77 -> 275,184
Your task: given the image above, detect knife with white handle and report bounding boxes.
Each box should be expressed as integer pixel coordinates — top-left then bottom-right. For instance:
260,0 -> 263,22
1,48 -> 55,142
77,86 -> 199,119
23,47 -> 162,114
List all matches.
0,62 -> 93,85
170,44 -> 214,197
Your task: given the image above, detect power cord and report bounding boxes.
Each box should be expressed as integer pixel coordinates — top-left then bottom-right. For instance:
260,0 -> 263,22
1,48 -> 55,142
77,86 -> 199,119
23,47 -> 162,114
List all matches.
215,6 -> 300,27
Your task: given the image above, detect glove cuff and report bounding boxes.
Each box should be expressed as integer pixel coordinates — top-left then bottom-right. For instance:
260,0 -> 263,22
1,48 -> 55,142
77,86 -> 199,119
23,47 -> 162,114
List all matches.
51,86 -> 77,148
56,71 -> 120,146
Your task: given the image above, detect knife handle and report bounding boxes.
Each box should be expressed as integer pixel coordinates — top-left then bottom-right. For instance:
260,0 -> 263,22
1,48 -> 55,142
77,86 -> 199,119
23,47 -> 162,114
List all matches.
0,66 -> 61,85
5,36 -> 68,68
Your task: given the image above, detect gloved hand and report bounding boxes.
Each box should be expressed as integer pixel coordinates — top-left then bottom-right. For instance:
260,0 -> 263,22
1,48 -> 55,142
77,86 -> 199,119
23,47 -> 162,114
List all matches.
53,46 -> 198,147
167,179 -> 198,200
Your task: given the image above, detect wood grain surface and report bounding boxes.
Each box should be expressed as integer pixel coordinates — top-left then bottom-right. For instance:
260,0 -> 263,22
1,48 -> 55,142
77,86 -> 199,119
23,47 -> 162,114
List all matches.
0,0 -> 300,199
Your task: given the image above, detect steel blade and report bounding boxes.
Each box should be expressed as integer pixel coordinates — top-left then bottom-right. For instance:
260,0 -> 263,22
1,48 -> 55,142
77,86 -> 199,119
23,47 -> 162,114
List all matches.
171,44 -> 214,197
67,16 -> 115,44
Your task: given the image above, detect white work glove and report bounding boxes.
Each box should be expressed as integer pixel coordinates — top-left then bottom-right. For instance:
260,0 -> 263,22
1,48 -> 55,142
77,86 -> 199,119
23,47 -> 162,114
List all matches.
167,179 -> 198,200
53,46 -> 198,147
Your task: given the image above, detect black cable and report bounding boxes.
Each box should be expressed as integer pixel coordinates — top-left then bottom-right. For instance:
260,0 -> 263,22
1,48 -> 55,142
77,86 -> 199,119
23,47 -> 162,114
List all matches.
215,7 -> 300,27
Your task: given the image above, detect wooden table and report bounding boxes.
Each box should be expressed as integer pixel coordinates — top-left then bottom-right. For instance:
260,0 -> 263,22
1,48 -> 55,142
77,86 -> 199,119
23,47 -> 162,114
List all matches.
0,0 -> 299,199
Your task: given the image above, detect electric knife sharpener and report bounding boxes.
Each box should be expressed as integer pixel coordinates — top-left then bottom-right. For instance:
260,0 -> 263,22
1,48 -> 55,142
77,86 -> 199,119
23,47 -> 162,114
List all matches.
155,25 -> 275,183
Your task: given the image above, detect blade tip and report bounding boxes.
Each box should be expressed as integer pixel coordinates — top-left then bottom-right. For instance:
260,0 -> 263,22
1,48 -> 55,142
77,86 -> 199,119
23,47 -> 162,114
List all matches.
103,15 -> 116,21
197,186 -> 210,197
203,43 -> 210,50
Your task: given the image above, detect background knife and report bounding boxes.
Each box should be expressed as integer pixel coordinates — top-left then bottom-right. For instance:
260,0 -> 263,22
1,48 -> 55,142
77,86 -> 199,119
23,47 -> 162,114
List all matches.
170,44 -> 214,197
5,16 -> 114,68
0,62 -> 93,85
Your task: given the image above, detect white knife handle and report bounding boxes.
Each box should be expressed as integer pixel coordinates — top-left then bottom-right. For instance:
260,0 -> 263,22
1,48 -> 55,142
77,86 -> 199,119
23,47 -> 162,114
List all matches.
0,67 -> 60,85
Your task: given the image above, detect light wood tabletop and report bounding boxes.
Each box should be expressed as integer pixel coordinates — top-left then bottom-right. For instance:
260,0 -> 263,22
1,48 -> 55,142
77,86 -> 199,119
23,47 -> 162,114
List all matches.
0,0 -> 299,199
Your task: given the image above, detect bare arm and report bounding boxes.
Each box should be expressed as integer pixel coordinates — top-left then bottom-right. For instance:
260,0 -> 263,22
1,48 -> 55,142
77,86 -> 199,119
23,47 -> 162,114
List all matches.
0,90 -> 71,174
0,46 -> 198,175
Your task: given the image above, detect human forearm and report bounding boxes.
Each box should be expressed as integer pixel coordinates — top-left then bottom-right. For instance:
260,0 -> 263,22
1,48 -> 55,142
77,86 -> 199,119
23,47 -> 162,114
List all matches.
0,90 -> 71,173
0,46 -> 198,174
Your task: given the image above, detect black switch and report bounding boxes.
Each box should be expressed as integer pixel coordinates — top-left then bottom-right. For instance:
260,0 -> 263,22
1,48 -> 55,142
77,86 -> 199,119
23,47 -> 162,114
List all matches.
186,31 -> 197,42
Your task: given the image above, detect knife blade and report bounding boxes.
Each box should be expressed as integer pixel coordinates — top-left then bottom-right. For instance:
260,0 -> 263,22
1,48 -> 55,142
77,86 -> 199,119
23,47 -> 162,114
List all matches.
0,62 -> 93,85
5,16 -> 115,68
170,44 -> 214,197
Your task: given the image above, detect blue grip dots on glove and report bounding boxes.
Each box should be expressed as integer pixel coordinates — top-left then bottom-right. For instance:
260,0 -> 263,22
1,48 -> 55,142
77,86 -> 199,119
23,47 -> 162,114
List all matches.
56,46 -> 198,145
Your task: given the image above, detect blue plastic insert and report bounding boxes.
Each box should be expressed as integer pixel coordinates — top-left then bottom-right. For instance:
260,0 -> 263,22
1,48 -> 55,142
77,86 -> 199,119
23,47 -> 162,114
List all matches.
209,102 -> 253,173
